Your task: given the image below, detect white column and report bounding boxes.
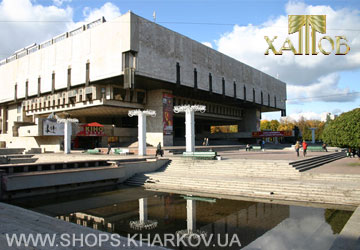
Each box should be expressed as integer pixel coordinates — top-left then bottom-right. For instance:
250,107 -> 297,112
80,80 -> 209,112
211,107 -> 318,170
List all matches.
187,199 -> 196,233
128,110 -> 156,156
310,128 -> 317,144
139,198 -> 148,223
185,110 -> 195,153
138,114 -> 147,156
64,120 -> 71,154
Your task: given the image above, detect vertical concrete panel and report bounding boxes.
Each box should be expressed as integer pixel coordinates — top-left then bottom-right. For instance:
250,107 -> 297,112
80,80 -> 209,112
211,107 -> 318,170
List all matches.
145,89 -> 173,146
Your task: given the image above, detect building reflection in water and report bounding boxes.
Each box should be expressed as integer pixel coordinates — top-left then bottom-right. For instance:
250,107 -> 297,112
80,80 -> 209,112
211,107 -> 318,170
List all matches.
56,193 -> 291,249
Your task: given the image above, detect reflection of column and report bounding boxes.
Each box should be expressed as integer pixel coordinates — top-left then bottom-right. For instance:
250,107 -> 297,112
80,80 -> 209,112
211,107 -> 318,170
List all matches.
173,105 -> 206,153
139,198 -> 148,223
187,199 -> 196,233
128,110 -> 156,156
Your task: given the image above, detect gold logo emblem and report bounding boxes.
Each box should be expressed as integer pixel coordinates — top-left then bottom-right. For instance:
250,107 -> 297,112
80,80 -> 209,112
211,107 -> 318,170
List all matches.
265,15 -> 350,55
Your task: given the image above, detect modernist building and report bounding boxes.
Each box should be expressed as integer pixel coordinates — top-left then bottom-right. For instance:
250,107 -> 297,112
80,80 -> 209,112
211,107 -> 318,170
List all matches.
0,12 -> 286,152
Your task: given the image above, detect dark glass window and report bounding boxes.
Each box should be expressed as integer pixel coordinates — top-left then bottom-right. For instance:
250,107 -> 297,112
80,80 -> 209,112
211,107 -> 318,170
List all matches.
67,67 -> 71,90
51,72 -> 55,94
209,73 -> 212,92
176,62 -> 180,85
222,78 -> 225,96
194,68 -> 197,89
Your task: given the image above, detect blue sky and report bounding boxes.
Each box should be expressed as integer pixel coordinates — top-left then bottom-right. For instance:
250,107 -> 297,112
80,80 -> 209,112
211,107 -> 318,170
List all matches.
1,0 -> 359,121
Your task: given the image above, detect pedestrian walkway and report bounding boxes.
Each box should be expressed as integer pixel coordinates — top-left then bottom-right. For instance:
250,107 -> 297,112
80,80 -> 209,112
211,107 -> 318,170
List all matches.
126,156 -> 360,207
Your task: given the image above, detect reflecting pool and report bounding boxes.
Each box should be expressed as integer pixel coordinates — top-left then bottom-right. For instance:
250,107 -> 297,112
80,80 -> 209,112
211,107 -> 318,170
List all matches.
11,186 -> 354,249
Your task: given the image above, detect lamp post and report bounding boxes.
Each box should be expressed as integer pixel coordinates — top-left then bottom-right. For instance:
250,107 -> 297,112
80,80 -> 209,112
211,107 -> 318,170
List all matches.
128,109 -> 156,156
173,105 -> 206,153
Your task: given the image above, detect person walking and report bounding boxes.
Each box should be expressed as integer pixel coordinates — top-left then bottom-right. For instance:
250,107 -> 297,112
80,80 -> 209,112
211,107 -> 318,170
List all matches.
302,140 -> 308,157
295,141 -> 300,157
322,143 -> 328,152
155,142 -> 163,157
107,143 -> 111,154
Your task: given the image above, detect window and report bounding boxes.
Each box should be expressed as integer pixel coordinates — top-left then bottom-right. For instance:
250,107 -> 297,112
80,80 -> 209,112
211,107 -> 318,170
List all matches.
274,96 -> 277,108
37,77 -> 41,97
122,51 -> 136,70
194,68 -> 197,89
14,83 -> 17,100
101,87 -> 106,99
51,72 -> 55,94
209,73 -> 212,92
86,62 -> 90,86
222,78 -> 225,96
233,82 -> 237,98
137,92 -> 145,104
113,87 -> 126,101
243,86 -> 246,101
261,91 -> 263,105
253,88 -> 255,102
268,94 -> 270,106
17,105 -> 21,114
25,80 -> 28,99
176,62 -> 180,85
67,67 -> 71,90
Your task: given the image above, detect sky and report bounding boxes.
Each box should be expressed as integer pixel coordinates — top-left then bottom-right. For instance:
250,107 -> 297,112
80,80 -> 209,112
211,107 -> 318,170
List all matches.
0,0 -> 359,121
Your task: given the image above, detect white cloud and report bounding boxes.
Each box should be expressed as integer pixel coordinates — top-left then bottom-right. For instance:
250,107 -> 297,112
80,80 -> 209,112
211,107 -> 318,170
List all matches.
287,73 -> 359,103
287,112 -> 322,121
0,0 -> 73,59
201,42 -> 213,48
0,1 -> 121,60
216,1 -> 360,103
52,0 -> 71,7
82,2 -> 120,23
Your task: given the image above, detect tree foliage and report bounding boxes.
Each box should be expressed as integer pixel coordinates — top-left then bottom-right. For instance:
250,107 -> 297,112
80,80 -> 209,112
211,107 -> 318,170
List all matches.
322,108 -> 360,148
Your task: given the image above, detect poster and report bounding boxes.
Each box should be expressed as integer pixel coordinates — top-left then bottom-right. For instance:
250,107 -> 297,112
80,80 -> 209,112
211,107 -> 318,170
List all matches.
43,119 -> 64,136
163,93 -> 173,135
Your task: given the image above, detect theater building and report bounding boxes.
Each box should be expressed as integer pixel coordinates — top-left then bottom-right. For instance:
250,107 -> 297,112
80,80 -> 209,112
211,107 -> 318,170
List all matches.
0,12 -> 286,152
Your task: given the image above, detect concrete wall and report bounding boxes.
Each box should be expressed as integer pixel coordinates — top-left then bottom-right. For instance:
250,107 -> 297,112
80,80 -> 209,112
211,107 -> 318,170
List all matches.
132,13 -> 286,110
145,89 -> 173,146
0,13 -> 134,103
3,159 -> 169,193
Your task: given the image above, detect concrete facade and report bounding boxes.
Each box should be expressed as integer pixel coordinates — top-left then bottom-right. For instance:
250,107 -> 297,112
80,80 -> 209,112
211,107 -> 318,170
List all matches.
0,12 -> 286,152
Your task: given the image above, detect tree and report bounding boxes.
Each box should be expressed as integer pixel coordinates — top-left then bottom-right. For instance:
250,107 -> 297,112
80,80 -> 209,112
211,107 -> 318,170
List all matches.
279,118 -> 295,131
260,120 -> 271,131
322,108 -> 360,148
270,120 -> 280,131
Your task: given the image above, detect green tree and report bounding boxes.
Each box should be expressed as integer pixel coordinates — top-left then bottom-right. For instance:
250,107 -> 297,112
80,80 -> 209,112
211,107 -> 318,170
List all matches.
322,108 -> 360,148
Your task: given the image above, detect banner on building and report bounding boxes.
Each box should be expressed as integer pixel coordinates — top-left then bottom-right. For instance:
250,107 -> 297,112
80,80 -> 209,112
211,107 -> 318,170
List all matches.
252,131 -> 293,137
210,125 -> 238,134
43,119 -> 64,136
163,93 -> 173,135
77,122 -> 105,136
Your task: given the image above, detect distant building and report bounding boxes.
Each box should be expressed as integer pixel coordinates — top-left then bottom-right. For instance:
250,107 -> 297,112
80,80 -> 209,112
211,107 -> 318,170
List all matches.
0,12 -> 286,152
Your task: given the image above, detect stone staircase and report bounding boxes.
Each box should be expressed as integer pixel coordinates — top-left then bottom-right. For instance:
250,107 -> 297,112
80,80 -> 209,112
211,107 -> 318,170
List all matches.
126,156 -> 360,207
290,151 -> 346,172
0,148 -> 38,164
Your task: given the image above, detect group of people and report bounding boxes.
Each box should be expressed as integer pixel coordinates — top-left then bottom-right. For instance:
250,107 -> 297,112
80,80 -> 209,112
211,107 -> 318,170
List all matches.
347,148 -> 360,158
295,140 -> 308,157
